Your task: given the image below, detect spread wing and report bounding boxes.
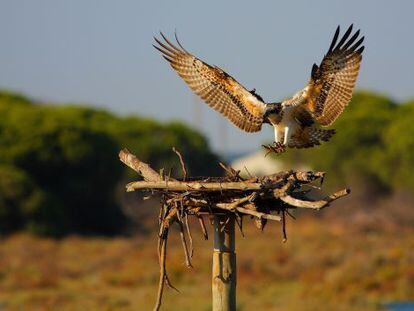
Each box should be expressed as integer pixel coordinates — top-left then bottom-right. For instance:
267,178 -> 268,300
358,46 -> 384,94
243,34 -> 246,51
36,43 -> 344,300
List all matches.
153,33 -> 266,132
292,25 -> 364,126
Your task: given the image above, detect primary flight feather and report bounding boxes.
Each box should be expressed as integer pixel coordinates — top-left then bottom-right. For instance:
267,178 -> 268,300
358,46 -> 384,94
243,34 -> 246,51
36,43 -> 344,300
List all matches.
153,25 -> 364,153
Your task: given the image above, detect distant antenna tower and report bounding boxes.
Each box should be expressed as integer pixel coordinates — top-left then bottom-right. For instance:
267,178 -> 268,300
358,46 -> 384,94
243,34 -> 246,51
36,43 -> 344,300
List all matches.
193,94 -> 228,154
217,117 -> 228,154
192,94 -> 203,130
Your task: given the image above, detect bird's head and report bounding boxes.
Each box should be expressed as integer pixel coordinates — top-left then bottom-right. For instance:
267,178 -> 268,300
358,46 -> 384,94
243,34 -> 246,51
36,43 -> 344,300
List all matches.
264,102 -> 282,122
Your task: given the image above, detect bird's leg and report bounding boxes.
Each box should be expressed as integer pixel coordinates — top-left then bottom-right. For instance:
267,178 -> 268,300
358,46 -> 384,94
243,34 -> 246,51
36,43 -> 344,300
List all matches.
274,127 -> 279,143
283,126 -> 291,145
262,127 -> 286,155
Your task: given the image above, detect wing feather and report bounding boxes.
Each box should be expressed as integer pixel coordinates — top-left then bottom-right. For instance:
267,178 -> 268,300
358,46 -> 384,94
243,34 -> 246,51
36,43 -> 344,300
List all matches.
304,25 -> 364,126
153,33 -> 266,132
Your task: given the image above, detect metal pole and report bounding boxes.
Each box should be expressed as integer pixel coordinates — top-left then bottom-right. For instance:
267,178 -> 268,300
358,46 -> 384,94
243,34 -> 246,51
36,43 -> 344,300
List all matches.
212,215 -> 236,311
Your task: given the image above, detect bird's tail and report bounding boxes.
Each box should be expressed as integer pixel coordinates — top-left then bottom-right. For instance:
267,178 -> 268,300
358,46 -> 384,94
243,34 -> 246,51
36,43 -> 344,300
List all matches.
289,127 -> 336,148
307,127 -> 336,143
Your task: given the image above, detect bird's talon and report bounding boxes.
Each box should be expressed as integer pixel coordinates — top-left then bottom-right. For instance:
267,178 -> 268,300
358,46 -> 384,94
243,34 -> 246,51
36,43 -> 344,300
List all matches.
262,142 -> 286,155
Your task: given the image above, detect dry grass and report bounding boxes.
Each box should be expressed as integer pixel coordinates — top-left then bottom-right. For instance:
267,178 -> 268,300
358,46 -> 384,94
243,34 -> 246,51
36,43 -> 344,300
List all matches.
0,211 -> 413,311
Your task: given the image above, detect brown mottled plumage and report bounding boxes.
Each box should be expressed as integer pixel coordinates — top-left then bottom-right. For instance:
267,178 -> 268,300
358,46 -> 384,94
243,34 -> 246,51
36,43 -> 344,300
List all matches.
153,25 -> 364,152
153,33 -> 266,133
304,25 -> 364,126
280,24 -> 364,149
289,128 -> 336,149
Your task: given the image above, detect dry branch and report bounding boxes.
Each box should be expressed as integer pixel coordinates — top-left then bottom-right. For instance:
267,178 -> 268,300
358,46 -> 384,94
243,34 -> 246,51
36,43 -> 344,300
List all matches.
172,147 -> 187,181
119,148 -> 350,311
280,188 -> 350,210
155,229 -> 168,311
235,207 -> 282,221
197,216 -> 208,240
125,180 -> 263,192
177,220 -> 193,268
119,148 -> 165,182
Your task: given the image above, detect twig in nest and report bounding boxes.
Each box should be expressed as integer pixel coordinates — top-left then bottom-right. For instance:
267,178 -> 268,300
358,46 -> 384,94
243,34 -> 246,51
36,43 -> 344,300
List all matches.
165,274 -> 179,292
173,147 -> 187,181
280,188 -> 350,210
154,232 -> 168,311
185,214 -> 194,258
119,148 -> 164,182
254,217 -> 267,231
282,210 -> 287,243
126,180 -> 264,192
221,216 -> 231,232
219,162 -> 242,181
177,220 -> 193,268
215,194 -> 256,211
285,209 -> 296,220
197,215 -> 208,240
244,166 -> 253,178
155,207 -> 180,306
236,207 -> 282,221
235,214 -> 245,237
167,169 -> 172,184
157,205 -> 167,256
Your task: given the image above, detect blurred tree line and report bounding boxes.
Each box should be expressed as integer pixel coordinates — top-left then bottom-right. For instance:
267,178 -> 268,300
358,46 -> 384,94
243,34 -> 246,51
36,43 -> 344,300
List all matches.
1,90 -> 413,236
279,91 -> 414,196
0,91 -> 220,236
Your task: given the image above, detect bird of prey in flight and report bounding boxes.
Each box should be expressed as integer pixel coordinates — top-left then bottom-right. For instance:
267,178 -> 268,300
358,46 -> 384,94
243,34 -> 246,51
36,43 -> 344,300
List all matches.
153,25 -> 364,153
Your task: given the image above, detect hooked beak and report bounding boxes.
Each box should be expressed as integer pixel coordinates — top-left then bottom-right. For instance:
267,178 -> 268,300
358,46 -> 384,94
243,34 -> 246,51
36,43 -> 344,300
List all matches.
264,103 -> 282,118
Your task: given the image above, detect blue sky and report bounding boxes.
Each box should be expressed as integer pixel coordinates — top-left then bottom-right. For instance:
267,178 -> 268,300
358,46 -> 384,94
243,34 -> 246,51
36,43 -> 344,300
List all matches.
0,1 -> 413,153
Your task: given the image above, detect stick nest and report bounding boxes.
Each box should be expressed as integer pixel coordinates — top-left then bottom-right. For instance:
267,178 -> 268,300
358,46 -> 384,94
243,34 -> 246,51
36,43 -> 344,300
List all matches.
119,148 -> 349,310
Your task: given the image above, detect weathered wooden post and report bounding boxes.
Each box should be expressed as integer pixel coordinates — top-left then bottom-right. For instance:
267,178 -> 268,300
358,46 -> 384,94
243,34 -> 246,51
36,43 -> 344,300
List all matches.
212,215 -> 236,311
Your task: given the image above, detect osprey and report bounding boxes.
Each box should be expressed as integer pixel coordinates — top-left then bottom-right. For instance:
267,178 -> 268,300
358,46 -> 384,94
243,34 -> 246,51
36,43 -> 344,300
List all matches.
153,25 -> 364,153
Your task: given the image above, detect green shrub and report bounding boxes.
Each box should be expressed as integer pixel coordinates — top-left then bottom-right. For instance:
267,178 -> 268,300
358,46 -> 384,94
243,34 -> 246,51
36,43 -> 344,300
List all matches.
0,91 -> 220,236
